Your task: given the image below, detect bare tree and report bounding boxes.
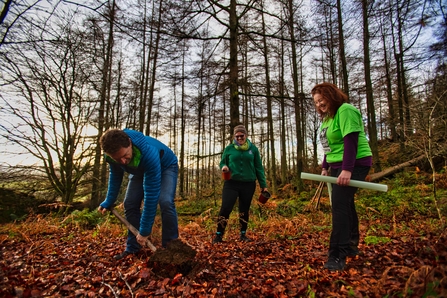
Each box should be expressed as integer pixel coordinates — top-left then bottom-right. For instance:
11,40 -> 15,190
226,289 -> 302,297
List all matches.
0,0 -> 444,206
388,0 -> 428,145
0,19 -> 96,207
259,0 -> 277,193
285,0 -> 305,191
0,0 -> 12,26
145,0 -> 163,135
87,0 -> 118,209
360,0 -> 381,172
406,87 -> 447,224
312,0 -> 340,84
0,0 -> 55,46
378,12 -> 398,141
336,0 -> 350,97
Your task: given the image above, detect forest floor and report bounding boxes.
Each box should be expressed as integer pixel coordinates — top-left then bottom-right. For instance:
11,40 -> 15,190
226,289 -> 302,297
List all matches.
0,206 -> 446,298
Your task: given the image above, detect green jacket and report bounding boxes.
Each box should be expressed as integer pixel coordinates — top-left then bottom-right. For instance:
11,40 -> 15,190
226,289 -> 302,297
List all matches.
220,139 -> 267,188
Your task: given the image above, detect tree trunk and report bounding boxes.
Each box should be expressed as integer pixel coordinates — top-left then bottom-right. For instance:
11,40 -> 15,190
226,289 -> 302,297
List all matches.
379,16 -> 397,141
90,0 -> 115,210
261,2 -> 277,193
138,0 -> 149,132
146,0 -> 163,135
279,38 -> 288,185
179,47 -> 186,198
287,0 -> 303,191
362,0 -> 381,173
337,0 -> 349,98
229,0 -> 240,131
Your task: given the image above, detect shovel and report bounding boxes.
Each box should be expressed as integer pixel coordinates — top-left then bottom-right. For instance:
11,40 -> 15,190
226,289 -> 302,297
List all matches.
110,208 -> 157,252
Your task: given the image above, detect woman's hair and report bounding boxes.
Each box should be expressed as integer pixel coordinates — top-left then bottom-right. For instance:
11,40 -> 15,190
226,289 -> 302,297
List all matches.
311,82 -> 348,118
99,129 -> 131,154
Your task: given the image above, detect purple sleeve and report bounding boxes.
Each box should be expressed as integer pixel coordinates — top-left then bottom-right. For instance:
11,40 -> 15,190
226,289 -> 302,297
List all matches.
342,132 -> 359,172
322,155 -> 329,170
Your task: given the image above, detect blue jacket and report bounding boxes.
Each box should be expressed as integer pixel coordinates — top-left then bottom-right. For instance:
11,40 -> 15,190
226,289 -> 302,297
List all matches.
100,129 -> 178,236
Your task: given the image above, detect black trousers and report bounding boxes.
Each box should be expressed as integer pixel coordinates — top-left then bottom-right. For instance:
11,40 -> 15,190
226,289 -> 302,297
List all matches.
329,166 -> 370,259
216,180 -> 256,234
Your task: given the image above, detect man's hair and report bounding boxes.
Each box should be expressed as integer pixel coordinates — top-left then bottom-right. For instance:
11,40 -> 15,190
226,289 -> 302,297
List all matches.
311,82 -> 348,118
99,129 -> 131,154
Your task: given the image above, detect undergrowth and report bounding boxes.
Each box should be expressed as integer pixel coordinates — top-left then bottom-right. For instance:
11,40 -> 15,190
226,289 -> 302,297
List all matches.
0,171 -> 445,245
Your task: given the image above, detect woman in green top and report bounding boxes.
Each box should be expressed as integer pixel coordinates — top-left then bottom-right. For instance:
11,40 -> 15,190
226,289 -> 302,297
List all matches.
213,125 -> 268,244
311,83 -> 372,271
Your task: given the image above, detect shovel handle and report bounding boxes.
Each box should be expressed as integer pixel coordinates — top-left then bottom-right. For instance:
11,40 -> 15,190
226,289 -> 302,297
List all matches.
111,208 -> 157,252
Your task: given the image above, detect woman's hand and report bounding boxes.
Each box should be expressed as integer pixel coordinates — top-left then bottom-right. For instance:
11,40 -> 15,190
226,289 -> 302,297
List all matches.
136,233 -> 149,247
321,168 -> 328,176
222,166 -> 229,172
337,170 -> 352,186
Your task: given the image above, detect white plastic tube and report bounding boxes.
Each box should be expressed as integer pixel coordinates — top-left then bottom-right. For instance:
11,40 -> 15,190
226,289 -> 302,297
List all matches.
301,172 -> 388,192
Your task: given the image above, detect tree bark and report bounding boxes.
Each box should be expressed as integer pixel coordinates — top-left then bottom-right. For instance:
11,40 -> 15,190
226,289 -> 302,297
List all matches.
287,0 -> 304,191
90,0 -> 116,210
337,0 -> 349,98
229,0 -> 240,132
261,1 -> 277,193
379,15 -> 397,141
146,0 -> 163,135
362,0 -> 381,173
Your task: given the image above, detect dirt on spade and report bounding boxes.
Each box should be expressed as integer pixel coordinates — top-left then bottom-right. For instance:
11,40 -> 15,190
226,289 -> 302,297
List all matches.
147,238 -> 198,278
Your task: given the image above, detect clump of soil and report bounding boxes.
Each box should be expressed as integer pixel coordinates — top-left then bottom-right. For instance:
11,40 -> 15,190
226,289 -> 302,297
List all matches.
148,239 -> 198,278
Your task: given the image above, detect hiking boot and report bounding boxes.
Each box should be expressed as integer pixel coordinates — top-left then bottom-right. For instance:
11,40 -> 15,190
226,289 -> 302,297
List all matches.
240,234 -> 252,242
324,257 -> 346,271
113,251 -> 132,260
346,246 -> 359,257
213,234 -> 223,244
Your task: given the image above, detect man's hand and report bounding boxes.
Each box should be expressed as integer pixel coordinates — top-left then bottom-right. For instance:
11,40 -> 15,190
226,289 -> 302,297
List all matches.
136,233 -> 149,247
97,206 -> 108,215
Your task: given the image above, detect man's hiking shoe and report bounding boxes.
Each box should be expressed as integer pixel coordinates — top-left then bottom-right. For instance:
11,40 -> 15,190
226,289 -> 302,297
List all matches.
113,251 -> 132,260
324,257 -> 346,271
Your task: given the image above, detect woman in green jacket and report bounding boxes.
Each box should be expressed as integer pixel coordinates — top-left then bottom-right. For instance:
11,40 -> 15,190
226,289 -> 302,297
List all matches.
213,125 -> 268,244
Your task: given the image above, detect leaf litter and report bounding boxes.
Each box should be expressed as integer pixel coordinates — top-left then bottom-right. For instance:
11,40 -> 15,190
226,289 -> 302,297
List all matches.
0,216 -> 446,297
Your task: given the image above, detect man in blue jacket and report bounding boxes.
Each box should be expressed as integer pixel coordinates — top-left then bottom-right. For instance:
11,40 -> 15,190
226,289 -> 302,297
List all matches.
97,129 -> 179,260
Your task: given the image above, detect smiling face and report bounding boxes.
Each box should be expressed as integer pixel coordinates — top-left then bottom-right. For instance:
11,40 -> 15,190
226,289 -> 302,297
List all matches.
311,83 -> 348,118
234,132 -> 246,145
313,93 -> 329,115
107,143 -> 133,165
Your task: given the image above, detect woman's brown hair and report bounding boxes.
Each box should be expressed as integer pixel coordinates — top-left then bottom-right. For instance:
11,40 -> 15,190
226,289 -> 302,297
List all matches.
311,82 -> 348,119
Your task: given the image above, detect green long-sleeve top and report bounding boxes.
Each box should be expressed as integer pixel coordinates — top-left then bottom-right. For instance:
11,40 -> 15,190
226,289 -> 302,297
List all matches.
219,139 -> 267,188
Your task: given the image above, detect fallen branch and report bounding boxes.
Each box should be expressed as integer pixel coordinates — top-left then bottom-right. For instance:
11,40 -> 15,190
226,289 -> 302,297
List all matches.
119,271 -> 134,298
369,154 -> 426,181
101,275 -> 119,298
